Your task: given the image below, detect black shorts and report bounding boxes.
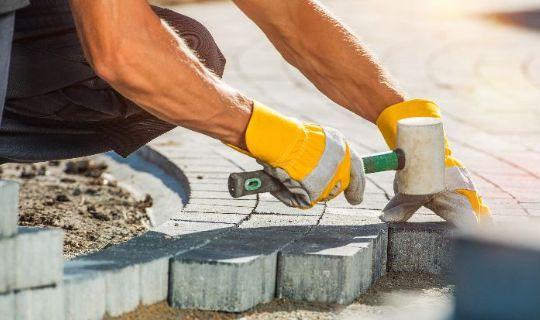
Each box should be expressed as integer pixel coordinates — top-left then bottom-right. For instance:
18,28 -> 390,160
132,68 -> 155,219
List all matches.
2,3 -> 226,163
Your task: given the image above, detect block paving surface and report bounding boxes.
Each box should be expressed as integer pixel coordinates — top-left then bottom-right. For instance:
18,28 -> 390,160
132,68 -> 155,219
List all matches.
144,0 -> 540,312
2,0 -> 540,318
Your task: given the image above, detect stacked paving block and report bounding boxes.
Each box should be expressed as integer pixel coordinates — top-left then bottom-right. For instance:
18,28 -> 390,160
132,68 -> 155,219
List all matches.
387,213 -> 455,274
277,213 -> 387,304
0,180 -> 64,320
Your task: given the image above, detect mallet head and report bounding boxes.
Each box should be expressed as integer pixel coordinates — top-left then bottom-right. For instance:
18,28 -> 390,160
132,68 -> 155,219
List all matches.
396,117 -> 445,195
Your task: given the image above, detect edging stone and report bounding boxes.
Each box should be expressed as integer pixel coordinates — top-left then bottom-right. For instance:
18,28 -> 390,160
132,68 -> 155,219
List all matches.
16,285 -> 65,320
0,180 -> 19,238
15,227 -> 64,290
387,222 -> 455,274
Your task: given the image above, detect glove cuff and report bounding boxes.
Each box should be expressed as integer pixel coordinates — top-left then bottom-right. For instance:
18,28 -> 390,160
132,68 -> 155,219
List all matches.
376,99 -> 441,149
245,101 -> 325,181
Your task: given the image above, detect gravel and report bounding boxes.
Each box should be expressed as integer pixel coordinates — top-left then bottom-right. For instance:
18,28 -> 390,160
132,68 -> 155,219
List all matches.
1,157 -> 152,259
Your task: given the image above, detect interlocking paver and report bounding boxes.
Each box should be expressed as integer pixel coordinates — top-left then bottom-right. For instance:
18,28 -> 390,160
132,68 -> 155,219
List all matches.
145,0 -> 540,313
15,227 -> 63,290
0,292 -> 14,320
278,223 -> 387,304
173,212 -> 246,224
63,263 -> 106,320
183,204 -> 252,215
69,229 -> 229,316
0,237 -> 14,293
16,285 -> 64,320
387,222 -> 455,274
253,201 -> 324,216
0,181 -> 19,238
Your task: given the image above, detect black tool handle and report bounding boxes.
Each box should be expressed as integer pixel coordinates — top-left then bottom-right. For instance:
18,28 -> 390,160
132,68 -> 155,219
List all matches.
228,170 -> 281,198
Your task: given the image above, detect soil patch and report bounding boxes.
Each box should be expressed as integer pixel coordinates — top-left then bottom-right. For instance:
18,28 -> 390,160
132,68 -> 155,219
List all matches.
2,157 -> 152,259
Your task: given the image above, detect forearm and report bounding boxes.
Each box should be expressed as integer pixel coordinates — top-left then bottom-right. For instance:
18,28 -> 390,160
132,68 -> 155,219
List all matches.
70,0 -> 251,147
234,0 -> 404,122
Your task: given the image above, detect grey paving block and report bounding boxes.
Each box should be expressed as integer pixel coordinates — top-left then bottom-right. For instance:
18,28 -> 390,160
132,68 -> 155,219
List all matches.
187,198 -> 256,207
277,223 -> 387,304
63,261 -> 106,320
189,183 -> 231,192
239,215 -> 320,230
140,257 -> 169,305
183,204 -> 252,215
152,220 -> 233,237
72,230 -> 226,316
184,172 -> 230,180
171,226 -> 313,312
0,292 -> 14,320
387,222 -> 455,274
16,285 -> 64,320
0,181 -> 19,238
0,237 -> 14,294
254,201 -> 324,216
15,227 -> 64,290
174,212 -> 246,224
319,213 -> 381,225
104,264 -> 140,316
190,190 -> 255,200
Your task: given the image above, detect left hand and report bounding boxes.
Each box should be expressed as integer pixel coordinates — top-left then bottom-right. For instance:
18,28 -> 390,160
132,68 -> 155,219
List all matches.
376,99 -> 491,228
380,157 -> 491,228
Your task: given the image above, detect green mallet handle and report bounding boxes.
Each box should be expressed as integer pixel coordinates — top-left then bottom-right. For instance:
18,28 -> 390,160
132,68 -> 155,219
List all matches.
228,149 -> 404,198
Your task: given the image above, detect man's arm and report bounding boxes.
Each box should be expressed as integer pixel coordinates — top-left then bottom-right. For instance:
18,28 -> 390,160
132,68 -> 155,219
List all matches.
232,0 -> 404,122
69,0 -> 251,148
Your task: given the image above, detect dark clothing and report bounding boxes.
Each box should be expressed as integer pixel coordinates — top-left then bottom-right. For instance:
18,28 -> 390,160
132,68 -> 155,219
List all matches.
0,0 -> 29,15
1,3 -> 226,163
0,12 -> 15,122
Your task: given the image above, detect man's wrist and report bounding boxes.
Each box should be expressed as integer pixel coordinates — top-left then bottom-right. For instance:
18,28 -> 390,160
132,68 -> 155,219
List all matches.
221,94 -> 253,150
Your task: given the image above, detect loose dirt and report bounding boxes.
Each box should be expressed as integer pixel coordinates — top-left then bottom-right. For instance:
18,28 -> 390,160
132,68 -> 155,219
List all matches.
107,272 -> 452,320
2,158 -> 152,259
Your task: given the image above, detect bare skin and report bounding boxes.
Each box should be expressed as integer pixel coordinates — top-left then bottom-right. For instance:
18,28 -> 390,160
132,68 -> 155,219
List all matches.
69,0 -> 404,148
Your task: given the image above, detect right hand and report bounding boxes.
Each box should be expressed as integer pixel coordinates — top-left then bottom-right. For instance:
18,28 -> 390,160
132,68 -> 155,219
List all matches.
235,101 -> 366,209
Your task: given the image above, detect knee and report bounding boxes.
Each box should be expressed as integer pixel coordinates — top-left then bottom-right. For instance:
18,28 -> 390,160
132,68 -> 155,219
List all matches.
152,6 -> 226,77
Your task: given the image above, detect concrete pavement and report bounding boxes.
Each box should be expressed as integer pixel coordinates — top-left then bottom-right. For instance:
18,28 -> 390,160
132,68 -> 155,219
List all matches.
5,1 -> 539,317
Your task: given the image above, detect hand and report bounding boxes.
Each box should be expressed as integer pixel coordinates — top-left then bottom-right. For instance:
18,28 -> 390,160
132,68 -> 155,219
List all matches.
381,158 -> 491,228
376,99 -> 491,228
237,101 -> 365,209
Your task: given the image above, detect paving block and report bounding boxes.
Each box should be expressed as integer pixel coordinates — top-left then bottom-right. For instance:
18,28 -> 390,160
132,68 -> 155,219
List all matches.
15,227 -> 64,290
140,257 -> 169,305
16,285 -> 64,320
104,264 -> 140,317
174,212 -> 246,224
254,201 -> 324,216
183,204 -> 252,215
152,220 -> 233,237
277,223 -> 387,304
0,181 -> 19,238
387,222 -> 455,274
0,292 -> 14,320
453,223 -> 540,320
239,214 -> 320,230
187,198 -> 256,207
171,226 -> 313,312
73,230 -> 225,316
63,261 -> 107,320
0,237 -> 14,293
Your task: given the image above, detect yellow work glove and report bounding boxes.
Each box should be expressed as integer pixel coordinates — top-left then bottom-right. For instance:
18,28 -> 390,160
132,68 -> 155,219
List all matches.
377,99 -> 491,228
241,101 -> 365,209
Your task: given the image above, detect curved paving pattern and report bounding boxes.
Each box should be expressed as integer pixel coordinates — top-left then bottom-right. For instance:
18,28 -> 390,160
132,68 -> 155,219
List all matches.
2,0 -> 540,318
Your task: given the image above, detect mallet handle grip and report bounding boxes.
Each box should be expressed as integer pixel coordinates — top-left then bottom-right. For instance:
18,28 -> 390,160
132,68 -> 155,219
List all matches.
228,150 -> 404,198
